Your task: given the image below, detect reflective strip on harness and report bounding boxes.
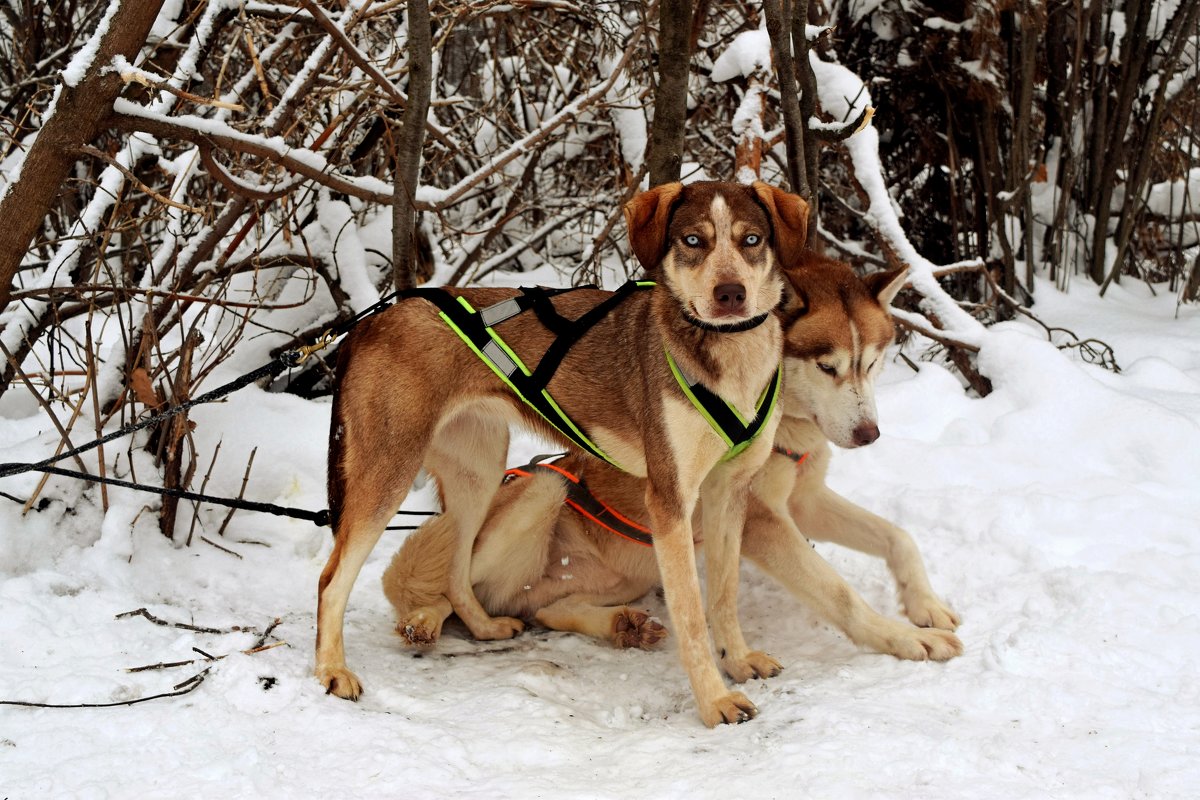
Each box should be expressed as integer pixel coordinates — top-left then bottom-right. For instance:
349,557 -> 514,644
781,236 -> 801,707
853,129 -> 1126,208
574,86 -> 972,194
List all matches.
479,298 -> 524,327
481,339 -> 519,378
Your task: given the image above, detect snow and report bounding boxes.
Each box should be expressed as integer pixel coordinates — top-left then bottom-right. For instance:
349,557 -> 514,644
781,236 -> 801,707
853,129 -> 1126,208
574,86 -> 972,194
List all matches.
809,53 -> 985,344
1145,167 -> 1200,219
602,54 -> 648,173
313,193 -> 382,313
59,0 -> 119,87
149,0 -> 185,42
3,272 -> 1200,797
110,99 -> 395,202
710,29 -> 770,83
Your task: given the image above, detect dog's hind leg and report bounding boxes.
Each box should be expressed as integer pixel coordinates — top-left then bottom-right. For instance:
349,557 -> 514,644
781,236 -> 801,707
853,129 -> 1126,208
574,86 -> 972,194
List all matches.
535,592 -> 667,649
745,497 -> 962,661
425,407 -> 525,641
790,486 -> 960,630
318,456 -> 422,699
317,334 -> 439,699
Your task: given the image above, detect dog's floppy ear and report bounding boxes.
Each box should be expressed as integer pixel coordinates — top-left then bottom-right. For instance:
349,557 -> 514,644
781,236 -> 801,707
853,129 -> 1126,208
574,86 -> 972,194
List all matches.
751,182 -> 810,270
865,267 -> 910,308
624,182 -> 684,270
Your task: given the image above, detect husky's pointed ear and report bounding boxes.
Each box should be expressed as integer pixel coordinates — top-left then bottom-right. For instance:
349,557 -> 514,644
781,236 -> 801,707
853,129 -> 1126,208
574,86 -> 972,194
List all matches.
781,283 -> 809,318
866,267 -> 910,308
751,182 -> 810,270
623,182 -> 684,270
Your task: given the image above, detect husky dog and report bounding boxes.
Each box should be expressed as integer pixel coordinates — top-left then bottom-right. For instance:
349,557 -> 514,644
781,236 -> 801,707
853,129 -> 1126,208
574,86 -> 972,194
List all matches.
320,181 -> 809,726
382,254 -> 962,683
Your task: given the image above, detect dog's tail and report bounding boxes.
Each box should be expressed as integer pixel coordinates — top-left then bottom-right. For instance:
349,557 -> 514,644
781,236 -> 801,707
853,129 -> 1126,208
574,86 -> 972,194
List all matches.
381,515 -> 456,621
326,336 -> 356,534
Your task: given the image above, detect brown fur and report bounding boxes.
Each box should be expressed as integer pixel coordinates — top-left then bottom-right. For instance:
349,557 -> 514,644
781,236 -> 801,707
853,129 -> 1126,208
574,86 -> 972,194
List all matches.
382,254 -> 962,695
318,181 -> 808,727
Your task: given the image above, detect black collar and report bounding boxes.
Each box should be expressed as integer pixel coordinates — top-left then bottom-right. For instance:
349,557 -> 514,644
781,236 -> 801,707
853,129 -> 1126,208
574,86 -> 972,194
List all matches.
680,307 -> 772,333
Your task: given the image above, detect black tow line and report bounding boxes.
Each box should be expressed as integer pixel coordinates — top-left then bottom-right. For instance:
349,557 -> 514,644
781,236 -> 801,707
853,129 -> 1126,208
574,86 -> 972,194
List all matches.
0,290 -> 432,530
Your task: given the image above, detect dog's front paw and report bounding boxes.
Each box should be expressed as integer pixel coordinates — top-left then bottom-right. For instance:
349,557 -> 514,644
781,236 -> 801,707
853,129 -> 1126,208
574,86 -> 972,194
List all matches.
721,649 -> 783,683
612,608 -> 668,649
398,607 -> 445,647
699,691 -> 759,727
466,615 -> 525,641
885,626 -> 963,662
317,665 -> 363,700
903,591 -> 961,631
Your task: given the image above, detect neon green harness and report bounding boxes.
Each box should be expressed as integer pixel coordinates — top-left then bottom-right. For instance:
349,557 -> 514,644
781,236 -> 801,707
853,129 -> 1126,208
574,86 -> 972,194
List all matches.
404,281 -> 780,470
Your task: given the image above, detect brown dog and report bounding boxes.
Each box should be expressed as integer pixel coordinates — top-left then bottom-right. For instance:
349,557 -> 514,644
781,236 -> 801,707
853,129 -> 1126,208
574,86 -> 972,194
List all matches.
318,181 -> 809,726
381,254 -> 962,689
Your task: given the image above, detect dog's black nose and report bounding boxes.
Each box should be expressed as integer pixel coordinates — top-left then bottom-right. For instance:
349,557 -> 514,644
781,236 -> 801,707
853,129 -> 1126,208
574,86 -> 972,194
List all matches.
852,423 -> 880,446
713,283 -> 747,313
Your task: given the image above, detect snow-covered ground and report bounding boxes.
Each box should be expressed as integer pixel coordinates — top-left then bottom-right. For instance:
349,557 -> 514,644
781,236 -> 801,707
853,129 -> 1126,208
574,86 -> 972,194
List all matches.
2,275 -> 1199,798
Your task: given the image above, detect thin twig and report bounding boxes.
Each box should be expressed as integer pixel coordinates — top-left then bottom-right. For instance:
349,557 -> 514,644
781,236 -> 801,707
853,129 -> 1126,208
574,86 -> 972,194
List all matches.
120,70 -> 245,111
186,440 -> 222,547
0,669 -> 209,709
78,145 -> 205,213
201,535 -> 243,559
114,607 -> 245,635
218,446 -> 257,536
0,340 -> 91,477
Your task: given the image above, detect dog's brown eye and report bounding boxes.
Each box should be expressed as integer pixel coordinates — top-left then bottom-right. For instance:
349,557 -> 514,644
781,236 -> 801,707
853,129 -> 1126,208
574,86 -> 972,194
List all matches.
818,363 -> 837,377
683,234 -> 702,247
744,234 -> 761,246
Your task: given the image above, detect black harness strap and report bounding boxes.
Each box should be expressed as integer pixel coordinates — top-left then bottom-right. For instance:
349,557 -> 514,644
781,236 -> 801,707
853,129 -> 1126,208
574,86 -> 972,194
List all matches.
528,281 -> 651,390
402,283 -> 645,469
34,464 -> 332,526
521,286 -> 576,337
693,376 -> 778,443
665,349 -> 782,460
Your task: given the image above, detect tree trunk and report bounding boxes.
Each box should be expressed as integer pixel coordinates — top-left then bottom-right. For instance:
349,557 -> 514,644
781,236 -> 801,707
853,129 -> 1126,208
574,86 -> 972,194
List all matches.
392,0 -> 433,291
0,0 -> 165,315
646,0 -> 694,187
1087,0 -> 1152,283
792,0 -> 821,211
764,0 -> 808,200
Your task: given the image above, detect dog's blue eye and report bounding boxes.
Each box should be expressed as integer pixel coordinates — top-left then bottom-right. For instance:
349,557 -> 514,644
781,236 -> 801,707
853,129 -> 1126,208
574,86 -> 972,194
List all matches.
818,364 -> 837,377
683,234 -> 701,247
745,234 -> 761,246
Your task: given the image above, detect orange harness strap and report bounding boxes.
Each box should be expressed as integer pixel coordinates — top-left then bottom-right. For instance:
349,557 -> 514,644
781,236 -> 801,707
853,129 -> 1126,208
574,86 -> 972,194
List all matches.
772,445 -> 810,466
503,447 -> 810,547
505,456 -> 653,546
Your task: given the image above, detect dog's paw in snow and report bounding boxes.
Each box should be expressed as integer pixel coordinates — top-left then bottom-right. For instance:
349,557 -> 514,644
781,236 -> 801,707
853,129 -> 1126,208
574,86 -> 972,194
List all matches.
612,608 -> 667,649
721,649 -> 784,683
317,665 -> 363,700
902,590 -> 961,631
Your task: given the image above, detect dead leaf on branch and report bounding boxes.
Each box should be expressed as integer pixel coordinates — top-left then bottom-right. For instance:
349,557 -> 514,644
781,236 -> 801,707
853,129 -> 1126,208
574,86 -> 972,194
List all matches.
130,368 -> 162,408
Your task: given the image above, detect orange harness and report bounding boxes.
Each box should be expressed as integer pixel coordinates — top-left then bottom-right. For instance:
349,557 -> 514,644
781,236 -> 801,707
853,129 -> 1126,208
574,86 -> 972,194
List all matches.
504,447 -> 809,547
771,445 -> 810,466
505,456 -> 655,547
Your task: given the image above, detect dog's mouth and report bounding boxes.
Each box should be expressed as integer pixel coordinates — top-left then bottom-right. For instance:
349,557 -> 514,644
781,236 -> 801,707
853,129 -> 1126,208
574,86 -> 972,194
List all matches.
683,301 -> 772,334
690,300 -> 751,322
